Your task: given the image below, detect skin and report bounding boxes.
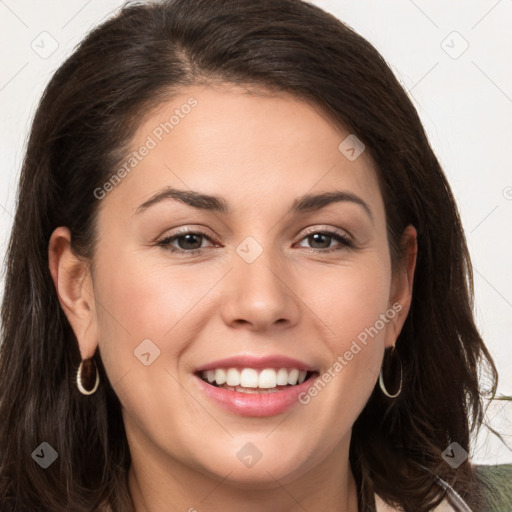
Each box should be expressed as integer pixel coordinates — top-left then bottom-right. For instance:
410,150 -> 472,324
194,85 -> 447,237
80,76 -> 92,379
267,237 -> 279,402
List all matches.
49,83 -> 417,512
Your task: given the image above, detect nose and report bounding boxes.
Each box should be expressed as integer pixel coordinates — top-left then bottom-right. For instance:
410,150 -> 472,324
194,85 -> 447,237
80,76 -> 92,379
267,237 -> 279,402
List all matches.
218,239 -> 301,332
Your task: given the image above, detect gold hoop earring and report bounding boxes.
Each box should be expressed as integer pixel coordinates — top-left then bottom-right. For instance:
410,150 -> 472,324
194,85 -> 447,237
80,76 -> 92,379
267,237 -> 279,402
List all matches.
379,345 -> 402,398
76,357 -> 100,395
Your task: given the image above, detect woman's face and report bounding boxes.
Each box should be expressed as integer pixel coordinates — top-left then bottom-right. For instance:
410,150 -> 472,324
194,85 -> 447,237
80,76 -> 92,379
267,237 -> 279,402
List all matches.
54,84 -> 416,489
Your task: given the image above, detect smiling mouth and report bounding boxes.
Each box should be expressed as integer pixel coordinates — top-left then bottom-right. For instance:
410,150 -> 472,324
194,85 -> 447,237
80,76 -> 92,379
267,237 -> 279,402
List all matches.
196,368 -> 319,393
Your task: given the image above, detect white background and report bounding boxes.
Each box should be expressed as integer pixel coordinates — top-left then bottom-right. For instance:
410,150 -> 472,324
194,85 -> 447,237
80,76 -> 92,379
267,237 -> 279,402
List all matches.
0,0 -> 511,464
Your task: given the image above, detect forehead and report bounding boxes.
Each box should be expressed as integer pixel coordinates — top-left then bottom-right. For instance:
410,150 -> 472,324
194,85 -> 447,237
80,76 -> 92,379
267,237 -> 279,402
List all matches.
99,84 -> 384,221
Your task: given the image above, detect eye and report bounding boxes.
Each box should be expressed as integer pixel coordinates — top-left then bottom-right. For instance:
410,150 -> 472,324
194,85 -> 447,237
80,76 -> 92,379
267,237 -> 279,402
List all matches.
157,229 -> 216,254
296,229 -> 354,252
157,227 -> 354,255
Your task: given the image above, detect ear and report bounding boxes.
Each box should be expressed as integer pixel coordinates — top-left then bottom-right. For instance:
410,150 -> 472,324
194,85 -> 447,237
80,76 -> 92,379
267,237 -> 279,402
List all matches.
384,224 -> 418,348
48,226 -> 99,360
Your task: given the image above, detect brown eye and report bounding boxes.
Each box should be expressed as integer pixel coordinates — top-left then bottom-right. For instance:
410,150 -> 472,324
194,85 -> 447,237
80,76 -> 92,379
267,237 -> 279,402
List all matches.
297,230 -> 353,251
157,230 -> 216,254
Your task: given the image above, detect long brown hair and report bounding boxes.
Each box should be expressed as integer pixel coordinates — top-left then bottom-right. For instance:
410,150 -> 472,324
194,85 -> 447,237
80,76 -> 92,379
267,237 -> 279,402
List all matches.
0,0 -> 501,510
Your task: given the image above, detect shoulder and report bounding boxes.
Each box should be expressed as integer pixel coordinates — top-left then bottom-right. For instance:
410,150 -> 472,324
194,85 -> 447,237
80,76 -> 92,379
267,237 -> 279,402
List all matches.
475,463 -> 512,511
374,463 -> 512,512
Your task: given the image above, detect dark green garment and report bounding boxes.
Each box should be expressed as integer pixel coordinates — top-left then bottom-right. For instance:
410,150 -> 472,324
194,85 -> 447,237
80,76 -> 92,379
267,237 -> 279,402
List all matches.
477,464 -> 512,511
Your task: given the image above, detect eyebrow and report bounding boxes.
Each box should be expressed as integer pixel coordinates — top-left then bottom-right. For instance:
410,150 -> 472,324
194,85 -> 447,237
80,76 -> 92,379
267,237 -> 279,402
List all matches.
134,187 -> 373,222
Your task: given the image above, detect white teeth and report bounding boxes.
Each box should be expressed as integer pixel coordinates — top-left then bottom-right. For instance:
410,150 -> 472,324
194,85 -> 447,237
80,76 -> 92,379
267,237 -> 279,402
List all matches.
287,369 -> 299,385
226,368 -> 240,386
258,369 -> 276,388
240,368 -> 259,388
276,368 -> 289,386
214,369 -> 226,385
201,367 -> 312,389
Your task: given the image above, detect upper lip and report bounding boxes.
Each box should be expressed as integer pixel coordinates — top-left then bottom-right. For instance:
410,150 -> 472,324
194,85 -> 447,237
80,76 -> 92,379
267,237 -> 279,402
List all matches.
195,354 -> 317,373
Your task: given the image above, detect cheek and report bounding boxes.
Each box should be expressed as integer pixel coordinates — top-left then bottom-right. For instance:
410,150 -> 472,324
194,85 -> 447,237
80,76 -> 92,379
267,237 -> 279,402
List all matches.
300,256 -> 392,398
94,239 -> 212,329
301,256 -> 392,343
91,246 -> 212,384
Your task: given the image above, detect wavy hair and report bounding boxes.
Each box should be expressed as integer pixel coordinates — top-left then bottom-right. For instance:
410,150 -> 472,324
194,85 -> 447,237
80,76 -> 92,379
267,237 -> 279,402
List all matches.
0,0 -> 500,510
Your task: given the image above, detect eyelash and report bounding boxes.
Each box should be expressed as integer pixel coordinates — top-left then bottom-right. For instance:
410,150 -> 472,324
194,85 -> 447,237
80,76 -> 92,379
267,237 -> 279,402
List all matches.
157,228 -> 354,255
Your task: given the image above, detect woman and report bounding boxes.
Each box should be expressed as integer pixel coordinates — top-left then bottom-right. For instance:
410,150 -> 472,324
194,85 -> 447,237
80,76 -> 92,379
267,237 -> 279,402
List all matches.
0,0 -> 509,510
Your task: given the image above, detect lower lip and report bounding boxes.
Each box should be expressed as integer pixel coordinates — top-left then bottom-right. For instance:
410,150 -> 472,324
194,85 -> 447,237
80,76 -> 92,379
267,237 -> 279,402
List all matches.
194,374 -> 317,417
